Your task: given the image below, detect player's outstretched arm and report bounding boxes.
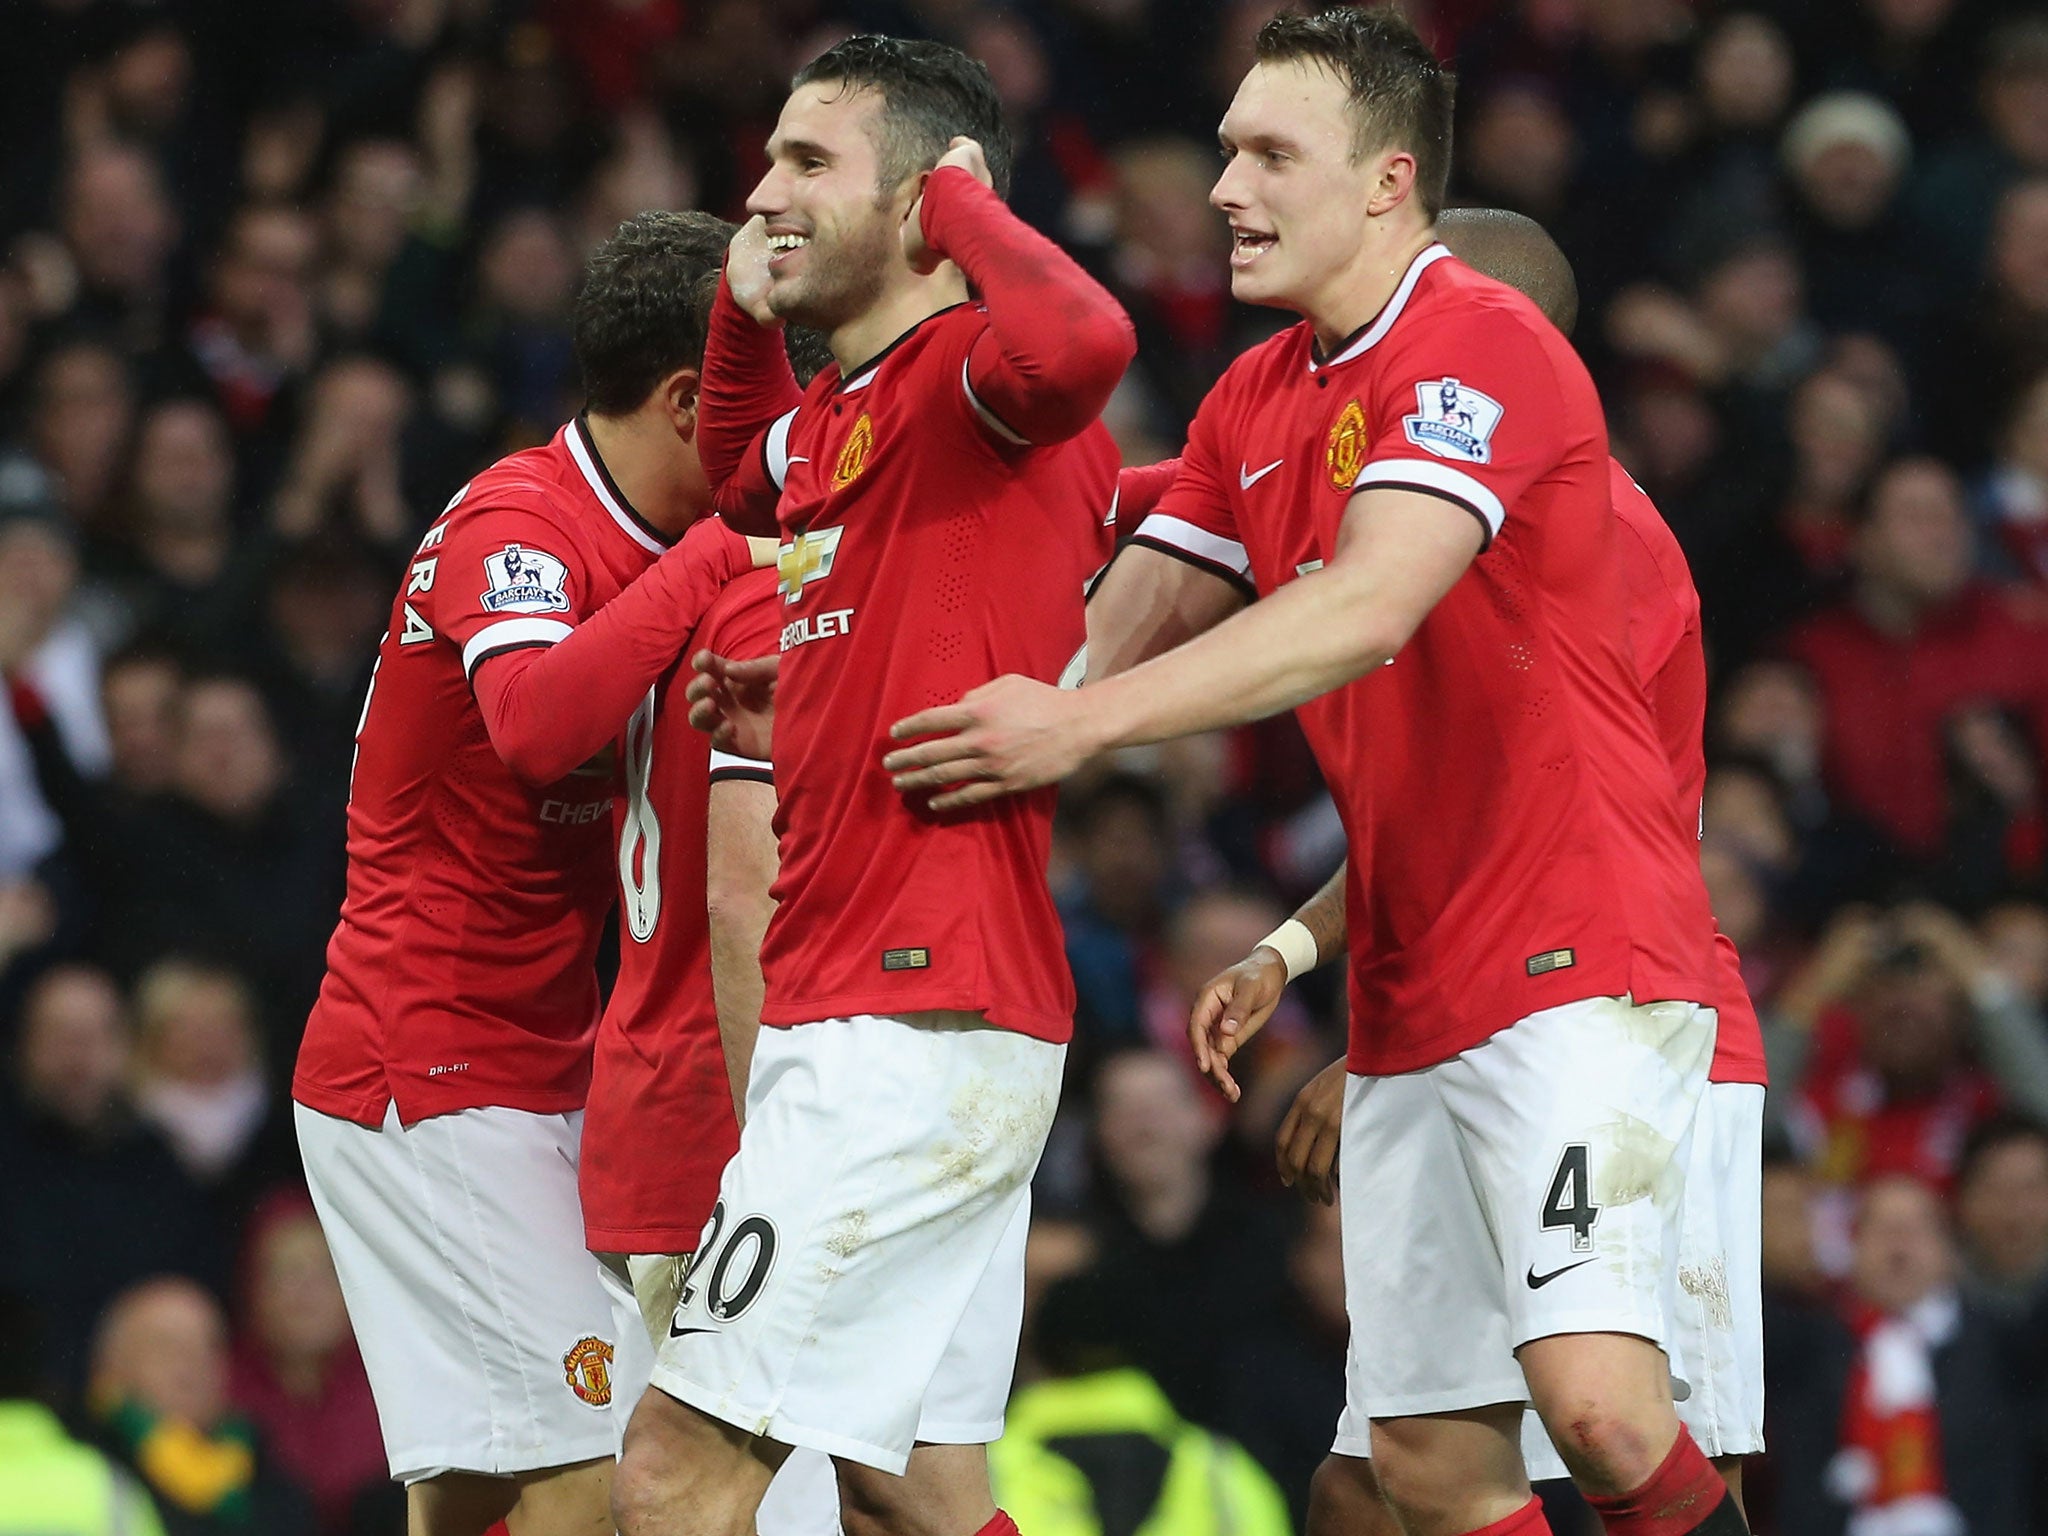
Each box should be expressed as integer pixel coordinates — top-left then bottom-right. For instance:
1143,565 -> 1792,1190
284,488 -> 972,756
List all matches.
885,487 -> 1483,810
916,145 -> 1136,446
471,521 -> 776,785
706,775 -> 779,1123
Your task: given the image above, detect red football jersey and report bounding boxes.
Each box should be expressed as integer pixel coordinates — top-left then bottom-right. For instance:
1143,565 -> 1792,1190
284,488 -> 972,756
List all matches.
294,418 -> 668,1127
1609,461 -> 1766,1087
1143,245 -> 1715,1075
581,568 -> 780,1254
758,305 -> 1118,1041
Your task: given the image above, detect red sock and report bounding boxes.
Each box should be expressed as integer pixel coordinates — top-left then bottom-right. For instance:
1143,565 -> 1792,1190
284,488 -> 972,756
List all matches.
1460,1498 -> 1552,1535
973,1515 -> 1021,1536
1584,1428 -> 1730,1536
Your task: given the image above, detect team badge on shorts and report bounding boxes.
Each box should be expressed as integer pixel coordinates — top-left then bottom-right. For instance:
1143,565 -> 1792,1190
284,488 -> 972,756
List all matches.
479,543 -> 571,613
1404,377 -> 1504,464
832,413 -> 875,489
562,1335 -> 615,1406
1326,399 -> 1367,490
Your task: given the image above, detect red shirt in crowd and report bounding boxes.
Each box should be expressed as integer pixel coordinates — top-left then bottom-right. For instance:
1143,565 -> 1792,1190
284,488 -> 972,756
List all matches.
1786,584 -> 2048,856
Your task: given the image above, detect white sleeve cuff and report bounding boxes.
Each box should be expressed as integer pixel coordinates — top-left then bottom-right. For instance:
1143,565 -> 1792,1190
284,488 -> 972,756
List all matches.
462,617 -> 573,678
1351,457 -> 1506,538
708,748 -> 773,783
763,408 -> 800,490
1131,513 -> 1251,578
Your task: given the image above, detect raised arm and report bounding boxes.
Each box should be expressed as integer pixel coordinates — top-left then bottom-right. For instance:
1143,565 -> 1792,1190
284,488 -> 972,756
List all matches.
698,223 -> 805,496
919,158 -> 1135,446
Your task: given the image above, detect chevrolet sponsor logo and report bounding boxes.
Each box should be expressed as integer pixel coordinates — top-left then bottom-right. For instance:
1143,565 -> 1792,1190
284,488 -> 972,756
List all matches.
778,526 -> 844,603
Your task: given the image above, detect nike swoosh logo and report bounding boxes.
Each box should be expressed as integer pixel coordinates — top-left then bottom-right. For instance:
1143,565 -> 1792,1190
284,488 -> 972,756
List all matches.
667,1324 -> 718,1340
1525,1258 -> 1596,1289
785,455 -> 810,465
1240,458 -> 1284,489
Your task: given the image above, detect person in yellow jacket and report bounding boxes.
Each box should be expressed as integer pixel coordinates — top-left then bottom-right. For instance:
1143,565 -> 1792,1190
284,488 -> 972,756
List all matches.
0,1295 -> 167,1536
990,1271 -> 1292,1536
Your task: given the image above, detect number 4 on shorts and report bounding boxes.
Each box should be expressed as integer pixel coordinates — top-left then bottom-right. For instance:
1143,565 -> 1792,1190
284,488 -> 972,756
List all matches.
1541,1143 -> 1600,1253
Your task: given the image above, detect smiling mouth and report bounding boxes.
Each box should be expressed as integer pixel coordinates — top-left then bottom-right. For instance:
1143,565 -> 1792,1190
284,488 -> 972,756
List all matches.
766,232 -> 811,263
1231,228 -> 1275,268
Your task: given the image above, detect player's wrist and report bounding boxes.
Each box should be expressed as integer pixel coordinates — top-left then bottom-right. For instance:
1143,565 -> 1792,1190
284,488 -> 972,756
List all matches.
1256,918 -> 1319,983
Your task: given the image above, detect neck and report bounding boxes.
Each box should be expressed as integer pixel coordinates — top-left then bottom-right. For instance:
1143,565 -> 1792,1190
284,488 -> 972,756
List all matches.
1304,222 -> 1436,355
830,265 -> 970,378
581,412 -> 705,538
1125,1170 -> 1209,1245
1855,577 -> 1931,638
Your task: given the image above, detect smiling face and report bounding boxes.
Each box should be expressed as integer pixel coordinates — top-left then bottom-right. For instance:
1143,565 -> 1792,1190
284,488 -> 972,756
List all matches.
747,82 -> 913,334
1211,60 -> 1397,322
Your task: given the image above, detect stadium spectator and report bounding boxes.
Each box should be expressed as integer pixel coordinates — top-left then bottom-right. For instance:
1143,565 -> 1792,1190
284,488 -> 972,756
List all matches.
989,1266 -> 1291,1536
226,1195 -> 383,1536
1088,1046 -> 1287,1426
1787,455 -> 2048,865
90,675 -> 335,1052
28,334 -> 135,532
1059,773 -> 1177,1049
0,966 -> 214,1385
87,1278 -> 315,1536
1926,175 -> 2048,465
97,648 -> 181,798
1216,1199 -> 1347,1531
0,1290 -> 167,1536
130,957 -> 297,1224
1953,1113 -> 2048,1310
1974,364 -> 2048,586
53,142 -> 181,357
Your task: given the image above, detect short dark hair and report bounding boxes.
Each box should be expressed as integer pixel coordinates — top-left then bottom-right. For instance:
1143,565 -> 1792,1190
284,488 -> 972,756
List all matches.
1958,1111 -> 2048,1190
1436,207 -> 1579,336
792,35 -> 1013,200
573,210 -> 737,416
1255,5 -> 1456,218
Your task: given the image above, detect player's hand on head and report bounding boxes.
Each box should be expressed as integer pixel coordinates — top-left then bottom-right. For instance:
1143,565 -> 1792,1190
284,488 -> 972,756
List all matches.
1186,946 -> 1288,1102
1276,1058 -> 1346,1206
902,137 -> 993,276
726,216 -> 784,328
687,651 -> 779,760
934,136 -> 992,187
883,675 -> 1099,812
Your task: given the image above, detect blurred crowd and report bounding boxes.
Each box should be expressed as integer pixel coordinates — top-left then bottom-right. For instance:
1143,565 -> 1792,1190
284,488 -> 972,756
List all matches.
4,0 -> 2048,1532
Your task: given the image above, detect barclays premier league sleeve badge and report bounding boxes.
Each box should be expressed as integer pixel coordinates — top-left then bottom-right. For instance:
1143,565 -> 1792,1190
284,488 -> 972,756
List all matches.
480,543 -> 572,613
1403,377 -> 1504,464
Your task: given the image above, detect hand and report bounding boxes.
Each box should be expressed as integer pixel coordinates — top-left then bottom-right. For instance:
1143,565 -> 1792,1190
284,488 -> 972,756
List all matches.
1187,946 -> 1288,1102
678,515 -> 778,584
1277,1058 -> 1346,1205
687,651 -> 779,761
1892,902 -> 1994,991
902,136 -> 992,275
884,673 -> 1104,811
1776,903 -> 1884,1030
726,217 -> 783,328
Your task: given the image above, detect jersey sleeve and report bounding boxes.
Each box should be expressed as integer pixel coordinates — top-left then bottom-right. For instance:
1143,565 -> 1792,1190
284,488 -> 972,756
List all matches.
696,568 -> 781,785
416,492 -> 595,679
712,406 -> 800,538
1132,394 -> 1254,598
1351,305 -> 1576,549
700,273 -> 804,493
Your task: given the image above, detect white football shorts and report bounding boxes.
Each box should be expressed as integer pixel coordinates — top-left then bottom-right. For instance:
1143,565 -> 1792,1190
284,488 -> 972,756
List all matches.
599,1254 -> 844,1534
295,1102 -> 618,1482
1332,994 -> 1715,1447
648,1011 -> 1061,1473
1520,1078 -> 1766,1475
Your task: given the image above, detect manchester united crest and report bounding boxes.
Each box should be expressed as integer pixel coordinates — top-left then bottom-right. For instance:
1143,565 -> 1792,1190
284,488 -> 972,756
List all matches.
1326,399 -> 1367,491
832,413 -> 875,490
562,1335 -> 614,1406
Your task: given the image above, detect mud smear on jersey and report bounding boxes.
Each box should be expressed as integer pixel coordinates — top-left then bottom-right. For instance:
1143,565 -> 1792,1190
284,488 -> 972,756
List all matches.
1588,1112 -> 1682,1210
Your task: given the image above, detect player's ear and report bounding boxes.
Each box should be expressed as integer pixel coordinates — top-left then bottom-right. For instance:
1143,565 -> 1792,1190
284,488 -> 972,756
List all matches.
662,367 -> 702,441
1365,149 -> 1418,219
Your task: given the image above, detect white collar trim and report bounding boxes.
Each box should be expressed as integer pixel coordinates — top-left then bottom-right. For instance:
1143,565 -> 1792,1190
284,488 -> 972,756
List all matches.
566,418 -> 665,556
1310,242 -> 1453,373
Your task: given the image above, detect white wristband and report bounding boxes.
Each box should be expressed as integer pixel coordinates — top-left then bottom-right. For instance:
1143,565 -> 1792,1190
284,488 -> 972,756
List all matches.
1257,917 -> 1319,983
